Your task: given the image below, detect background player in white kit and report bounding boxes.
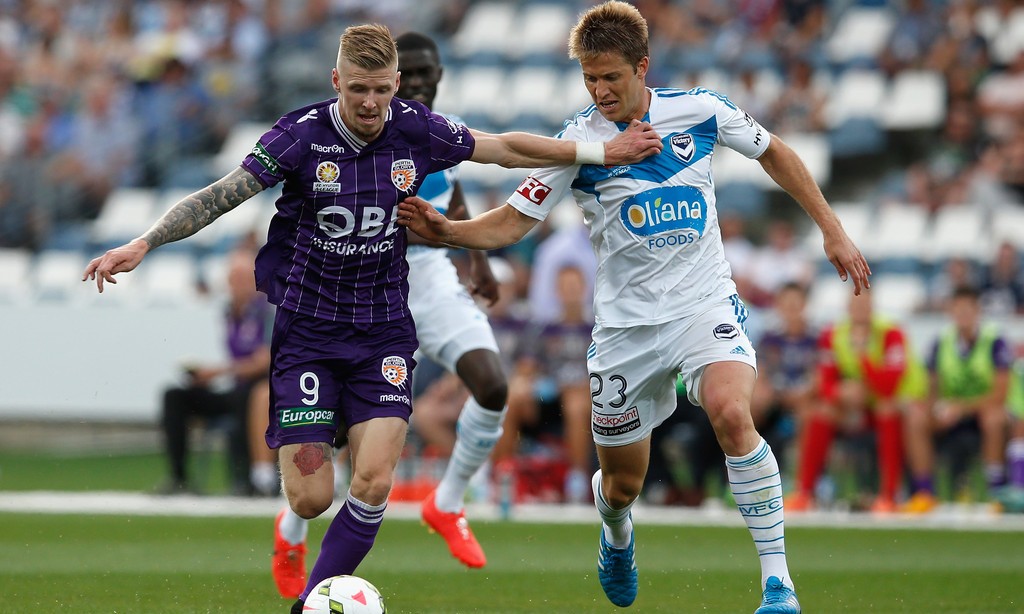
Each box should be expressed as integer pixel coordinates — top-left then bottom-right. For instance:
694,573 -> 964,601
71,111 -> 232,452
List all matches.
270,32 -> 509,593
399,3 -> 870,613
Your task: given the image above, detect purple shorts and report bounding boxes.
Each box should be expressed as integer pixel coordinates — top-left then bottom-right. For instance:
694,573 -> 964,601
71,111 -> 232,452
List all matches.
265,308 -> 417,449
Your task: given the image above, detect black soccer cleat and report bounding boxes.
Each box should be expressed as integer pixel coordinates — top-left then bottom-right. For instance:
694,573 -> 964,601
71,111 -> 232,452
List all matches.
290,598 -> 304,614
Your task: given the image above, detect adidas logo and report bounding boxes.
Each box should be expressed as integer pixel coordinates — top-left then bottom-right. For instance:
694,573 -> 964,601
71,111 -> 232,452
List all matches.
729,346 -> 748,356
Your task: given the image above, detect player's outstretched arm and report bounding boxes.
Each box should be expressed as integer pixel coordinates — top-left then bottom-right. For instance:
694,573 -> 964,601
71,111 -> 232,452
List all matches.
469,119 -> 662,169
757,135 -> 871,294
82,167 -> 264,292
399,197 -> 538,250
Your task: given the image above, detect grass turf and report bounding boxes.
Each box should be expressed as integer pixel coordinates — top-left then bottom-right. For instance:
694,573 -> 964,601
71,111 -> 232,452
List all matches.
1,513 -> 1022,613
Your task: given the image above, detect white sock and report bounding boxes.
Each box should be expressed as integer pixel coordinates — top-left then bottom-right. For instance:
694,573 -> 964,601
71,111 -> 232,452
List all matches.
592,469 -> 635,549
434,398 -> 505,513
277,506 -> 308,546
250,462 -> 278,495
726,438 -> 792,590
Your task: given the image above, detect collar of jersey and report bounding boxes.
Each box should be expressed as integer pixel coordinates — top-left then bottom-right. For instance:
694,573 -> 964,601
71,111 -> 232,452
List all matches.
329,102 -> 392,152
613,87 -> 654,131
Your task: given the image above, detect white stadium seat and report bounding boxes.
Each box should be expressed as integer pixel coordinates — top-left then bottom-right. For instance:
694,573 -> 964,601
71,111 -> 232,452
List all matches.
924,205 -> 988,262
92,189 -> 157,245
214,122 -> 267,177
826,7 -> 896,63
862,205 -> 928,261
871,274 -> 926,319
991,205 -> 1024,252
803,202 -> 873,254
0,248 -> 32,304
882,71 -> 947,130
455,66 -> 508,125
807,274 -> 851,324
826,69 -> 886,128
33,251 -> 88,303
141,253 -> 200,306
512,3 -> 572,59
503,67 -> 562,125
451,2 -> 516,58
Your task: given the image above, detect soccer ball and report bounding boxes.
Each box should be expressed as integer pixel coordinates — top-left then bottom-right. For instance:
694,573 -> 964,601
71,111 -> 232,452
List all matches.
303,575 -> 387,614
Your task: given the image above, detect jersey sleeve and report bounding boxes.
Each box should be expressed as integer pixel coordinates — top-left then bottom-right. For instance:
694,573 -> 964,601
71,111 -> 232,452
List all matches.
702,89 -> 771,159
993,336 -> 1014,370
425,111 -> 475,173
240,120 -> 302,188
505,125 -> 582,221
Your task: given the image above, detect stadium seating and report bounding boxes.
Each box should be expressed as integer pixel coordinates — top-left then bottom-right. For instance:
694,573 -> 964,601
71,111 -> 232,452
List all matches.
825,6 -> 896,65
0,248 -> 32,305
881,70 -> 947,131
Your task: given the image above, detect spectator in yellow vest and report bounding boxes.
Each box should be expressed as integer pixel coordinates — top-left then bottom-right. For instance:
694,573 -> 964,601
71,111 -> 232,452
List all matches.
905,286 -> 1012,511
787,290 -> 928,513
1001,357 -> 1024,512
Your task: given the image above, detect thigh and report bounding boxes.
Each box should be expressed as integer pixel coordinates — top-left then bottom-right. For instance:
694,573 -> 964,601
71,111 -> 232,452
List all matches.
589,325 -> 678,447
673,295 -> 758,409
348,416 -> 409,482
408,254 -> 498,373
597,437 -> 651,484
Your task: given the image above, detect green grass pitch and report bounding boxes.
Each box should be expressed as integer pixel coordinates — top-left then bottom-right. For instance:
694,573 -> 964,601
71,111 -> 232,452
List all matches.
1,513 -> 1023,613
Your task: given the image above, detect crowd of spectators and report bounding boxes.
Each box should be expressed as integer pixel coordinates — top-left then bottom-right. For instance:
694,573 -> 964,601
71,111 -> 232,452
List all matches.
2,0 -> 1024,507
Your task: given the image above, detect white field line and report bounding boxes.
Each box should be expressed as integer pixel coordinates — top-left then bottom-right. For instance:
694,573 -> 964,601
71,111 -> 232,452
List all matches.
0,491 -> 1023,532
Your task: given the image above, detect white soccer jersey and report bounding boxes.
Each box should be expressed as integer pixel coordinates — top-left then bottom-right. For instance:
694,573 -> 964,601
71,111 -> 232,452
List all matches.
407,163 -> 457,264
507,87 -> 770,328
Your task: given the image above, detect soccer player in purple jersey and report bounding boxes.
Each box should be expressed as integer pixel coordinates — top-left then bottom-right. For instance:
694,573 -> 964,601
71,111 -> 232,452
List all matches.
83,23 -> 662,612
268,31 -> 517,592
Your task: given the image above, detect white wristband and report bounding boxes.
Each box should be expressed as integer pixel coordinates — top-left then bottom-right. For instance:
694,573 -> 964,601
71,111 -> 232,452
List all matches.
575,141 -> 605,166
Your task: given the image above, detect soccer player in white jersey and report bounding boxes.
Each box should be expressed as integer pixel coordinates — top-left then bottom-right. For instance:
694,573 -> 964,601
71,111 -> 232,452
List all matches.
270,33 -> 509,594
399,3 -> 870,612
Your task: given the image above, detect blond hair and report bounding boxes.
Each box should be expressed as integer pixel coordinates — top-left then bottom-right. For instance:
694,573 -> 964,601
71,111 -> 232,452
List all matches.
337,24 -> 397,71
568,1 -> 649,68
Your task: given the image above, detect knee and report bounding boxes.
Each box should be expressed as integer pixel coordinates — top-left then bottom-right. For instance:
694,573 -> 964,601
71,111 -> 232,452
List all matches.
602,471 -> 644,508
708,401 -> 754,439
979,407 -> 1008,433
472,378 -> 509,412
349,468 -> 393,506
286,486 -> 333,520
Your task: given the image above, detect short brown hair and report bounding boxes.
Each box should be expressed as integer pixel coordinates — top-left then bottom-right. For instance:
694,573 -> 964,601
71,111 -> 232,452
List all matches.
568,1 -> 649,67
337,24 -> 397,71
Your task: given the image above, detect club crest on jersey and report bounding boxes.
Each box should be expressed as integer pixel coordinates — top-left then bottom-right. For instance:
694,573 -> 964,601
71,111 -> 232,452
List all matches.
670,133 -> 695,162
391,159 -> 417,192
381,356 -> 409,388
713,323 -> 739,340
313,161 -> 341,193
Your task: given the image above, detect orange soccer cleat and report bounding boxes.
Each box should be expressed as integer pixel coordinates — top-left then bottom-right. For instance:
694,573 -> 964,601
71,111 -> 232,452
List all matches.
272,509 -> 307,600
901,491 -> 938,515
870,496 -> 898,514
421,489 -> 486,568
784,491 -> 814,513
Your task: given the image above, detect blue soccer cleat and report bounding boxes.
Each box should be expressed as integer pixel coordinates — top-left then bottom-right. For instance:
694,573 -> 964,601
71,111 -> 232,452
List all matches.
754,576 -> 801,613
597,530 -> 638,607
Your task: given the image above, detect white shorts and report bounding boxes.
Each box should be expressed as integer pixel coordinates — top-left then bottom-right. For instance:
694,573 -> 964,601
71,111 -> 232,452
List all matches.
588,294 -> 757,447
407,251 -> 499,373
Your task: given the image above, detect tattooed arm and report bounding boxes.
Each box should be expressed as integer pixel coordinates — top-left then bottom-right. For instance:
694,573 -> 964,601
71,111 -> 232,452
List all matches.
83,168 -> 264,292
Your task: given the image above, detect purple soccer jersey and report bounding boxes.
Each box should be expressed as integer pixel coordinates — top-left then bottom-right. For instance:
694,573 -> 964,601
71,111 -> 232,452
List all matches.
242,97 -> 475,323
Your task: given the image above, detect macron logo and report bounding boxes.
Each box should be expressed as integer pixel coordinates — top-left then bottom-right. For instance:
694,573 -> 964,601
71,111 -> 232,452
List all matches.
516,177 -> 552,205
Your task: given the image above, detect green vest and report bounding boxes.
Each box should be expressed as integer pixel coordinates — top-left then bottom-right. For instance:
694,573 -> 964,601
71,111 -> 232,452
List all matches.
832,318 -> 927,400
936,324 -> 999,400
1008,360 -> 1024,420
